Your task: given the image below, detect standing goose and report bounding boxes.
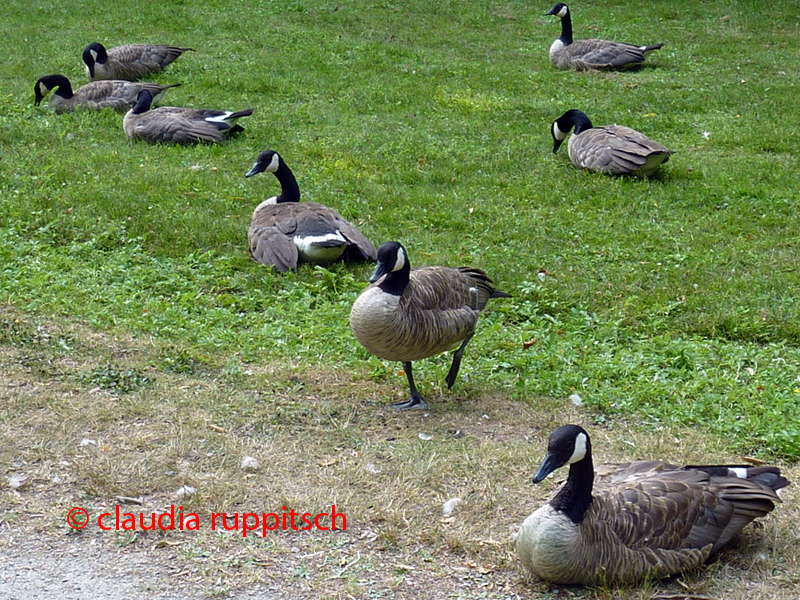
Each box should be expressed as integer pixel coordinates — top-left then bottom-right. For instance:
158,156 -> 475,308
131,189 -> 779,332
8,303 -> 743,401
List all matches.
83,42 -> 193,81
545,3 -> 664,71
244,150 -> 377,272
552,109 -> 673,176
123,90 -> 254,144
516,425 -> 790,585
350,241 -> 511,410
34,74 -> 180,114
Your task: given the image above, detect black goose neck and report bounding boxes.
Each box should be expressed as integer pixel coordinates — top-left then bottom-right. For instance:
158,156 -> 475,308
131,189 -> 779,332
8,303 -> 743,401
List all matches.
52,76 -> 73,99
377,262 -> 410,297
82,47 -> 96,78
274,161 -> 301,203
131,92 -> 153,115
90,43 -> 108,63
569,110 -> 594,135
560,10 -> 573,45
549,451 -> 594,524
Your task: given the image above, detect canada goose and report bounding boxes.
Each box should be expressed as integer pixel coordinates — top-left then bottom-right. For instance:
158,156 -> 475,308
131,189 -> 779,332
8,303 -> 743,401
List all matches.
244,150 -> 377,271
34,74 -> 180,114
552,109 -> 673,176
83,42 -> 193,81
545,3 -> 664,71
350,241 -> 511,410
516,424 -> 790,585
123,90 -> 254,144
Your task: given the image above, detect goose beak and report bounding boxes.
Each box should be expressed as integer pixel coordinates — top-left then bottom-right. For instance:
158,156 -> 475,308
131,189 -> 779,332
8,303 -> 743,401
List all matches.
368,262 -> 388,283
552,138 -> 564,154
545,6 -> 558,16
245,163 -> 262,178
532,452 -> 558,483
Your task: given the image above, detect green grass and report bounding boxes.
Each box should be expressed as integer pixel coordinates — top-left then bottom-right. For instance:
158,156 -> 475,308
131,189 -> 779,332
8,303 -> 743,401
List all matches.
2,0 -> 800,458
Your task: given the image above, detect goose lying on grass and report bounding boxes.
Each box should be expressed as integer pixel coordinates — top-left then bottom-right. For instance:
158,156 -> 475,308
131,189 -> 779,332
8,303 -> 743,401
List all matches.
83,42 -> 193,81
545,3 -> 664,71
244,149 -> 377,272
123,90 -> 253,144
517,424 -> 789,585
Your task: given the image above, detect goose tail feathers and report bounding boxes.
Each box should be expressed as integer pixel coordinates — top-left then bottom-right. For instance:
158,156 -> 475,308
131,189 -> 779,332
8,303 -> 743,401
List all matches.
640,42 -> 665,53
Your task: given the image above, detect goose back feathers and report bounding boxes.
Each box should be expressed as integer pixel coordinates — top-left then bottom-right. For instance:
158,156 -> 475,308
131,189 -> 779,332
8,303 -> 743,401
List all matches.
244,150 -> 377,272
350,241 -> 510,410
516,425 -> 789,585
545,3 -> 664,71
34,74 -> 179,114
552,109 -> 673,176
83,42 -> 193,81
123,90 -> 254,144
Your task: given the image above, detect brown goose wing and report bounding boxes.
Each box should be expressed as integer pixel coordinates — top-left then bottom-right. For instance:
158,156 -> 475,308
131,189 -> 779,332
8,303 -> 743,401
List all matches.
594,469 -> 714,550
108,44 -> 193,79
691,475 -> 782,552
248,204 -> 300,271
377,267 -> 481,359
571,126 -> 671,175
561,39 -> 645,70
84,81 -> 177,110
126,110 -> 226,144
73,81 -> 133,111
305,202 -> 377,262
403,268 -> 482,336
129,44 -> 192,69
594,466 -> 781,552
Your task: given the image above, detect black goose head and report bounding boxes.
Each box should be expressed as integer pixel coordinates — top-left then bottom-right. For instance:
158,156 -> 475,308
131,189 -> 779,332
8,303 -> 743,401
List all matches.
34,74 -> 72,105
369,241 -> 411,294
246,150 -> 282,178
551,109 -> 594,153
532,424 -> 591,483
82,42 -> 108,78
245,150 -> 300,203
545,3 -> 569,18
131,89 -> 154,115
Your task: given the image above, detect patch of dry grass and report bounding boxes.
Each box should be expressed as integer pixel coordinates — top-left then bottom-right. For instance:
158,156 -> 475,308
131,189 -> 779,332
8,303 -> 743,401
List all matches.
1,313 -> 798,599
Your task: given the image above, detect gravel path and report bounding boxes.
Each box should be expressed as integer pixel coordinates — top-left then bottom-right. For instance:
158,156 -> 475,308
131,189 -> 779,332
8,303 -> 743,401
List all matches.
0,535 -> 277,600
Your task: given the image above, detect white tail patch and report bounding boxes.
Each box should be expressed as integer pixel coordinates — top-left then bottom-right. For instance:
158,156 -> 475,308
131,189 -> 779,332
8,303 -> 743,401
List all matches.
295,232 -> 347,262
205,112 -> 236,124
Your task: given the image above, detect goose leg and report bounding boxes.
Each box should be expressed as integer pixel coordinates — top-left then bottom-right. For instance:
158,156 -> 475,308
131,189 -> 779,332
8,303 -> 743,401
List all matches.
390,362 -> 428,410
445,334 -> 474,389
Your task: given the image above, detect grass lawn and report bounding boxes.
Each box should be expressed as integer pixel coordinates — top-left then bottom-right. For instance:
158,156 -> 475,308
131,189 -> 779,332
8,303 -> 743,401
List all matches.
1,0 -> 799,598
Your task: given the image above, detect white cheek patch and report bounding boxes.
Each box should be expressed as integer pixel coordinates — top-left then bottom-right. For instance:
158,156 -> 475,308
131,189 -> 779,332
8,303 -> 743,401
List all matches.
553,121 -> 568,141
729,467 -> 748,479
567,432 -> 587,464
557,5 -> 568,17
266,153 -> 281,173
392,247 -> 406,272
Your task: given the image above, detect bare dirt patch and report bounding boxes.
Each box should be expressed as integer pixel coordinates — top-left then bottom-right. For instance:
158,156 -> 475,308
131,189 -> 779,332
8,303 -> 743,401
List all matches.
1,317 -> 798,599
